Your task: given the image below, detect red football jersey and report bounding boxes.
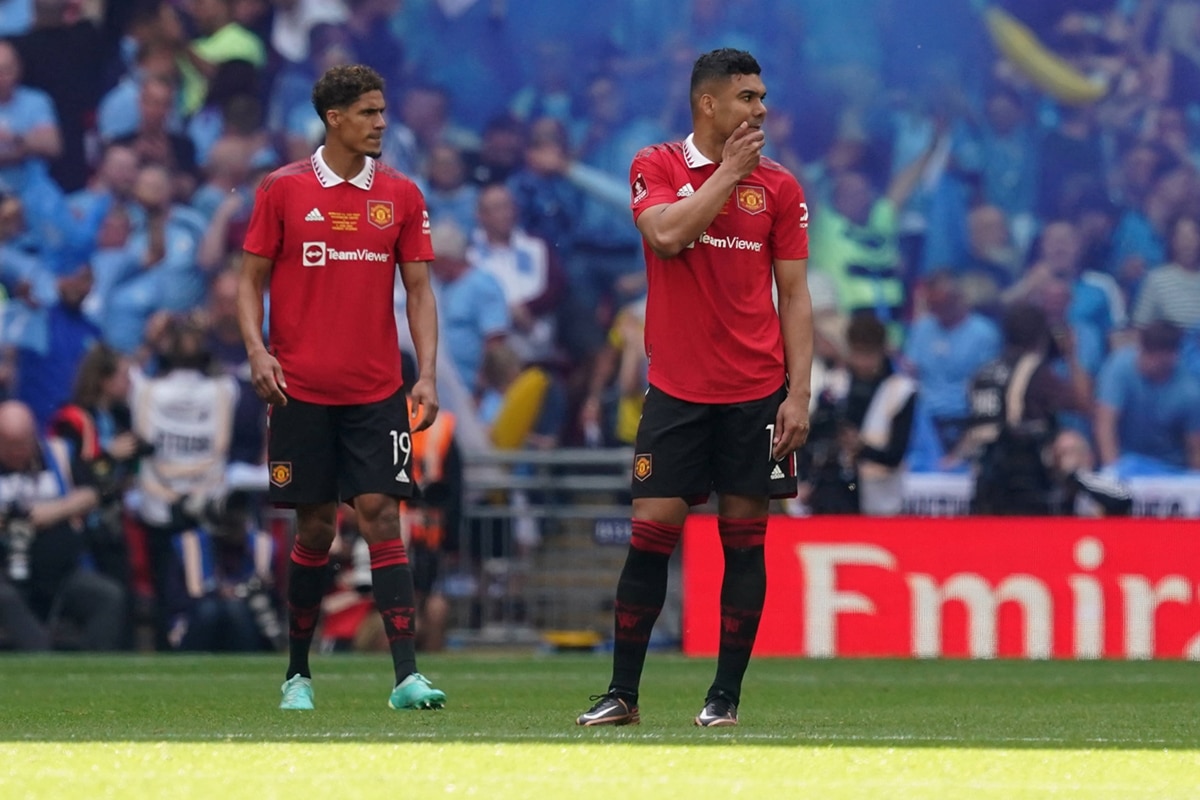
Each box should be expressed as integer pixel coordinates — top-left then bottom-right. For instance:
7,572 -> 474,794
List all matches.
630,135 -> 809,403
243,148 -> 434,405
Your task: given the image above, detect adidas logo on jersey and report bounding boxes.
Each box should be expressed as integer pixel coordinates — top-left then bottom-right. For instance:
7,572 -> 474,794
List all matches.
677,183 -> 695,197
770,464 -> 786,480
305,208 -> 325,222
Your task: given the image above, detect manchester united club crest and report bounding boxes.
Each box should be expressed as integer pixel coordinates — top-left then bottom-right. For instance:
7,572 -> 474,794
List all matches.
367,199 -> 394,229
633,453 -> 652,482
269,462 -> 292,488
736,184 -> 767,215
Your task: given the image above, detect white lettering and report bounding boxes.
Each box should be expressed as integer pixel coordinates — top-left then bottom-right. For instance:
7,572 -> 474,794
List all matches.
798,544 -> 894,657
1119,574 -> 1191,659
1069,537 -> 1104,659
326,248 -> 392,263
908,573 -> 1052,659
697,232 -> 764,252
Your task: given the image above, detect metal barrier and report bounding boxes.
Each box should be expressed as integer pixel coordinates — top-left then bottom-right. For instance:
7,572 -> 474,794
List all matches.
445,447 -> 635,647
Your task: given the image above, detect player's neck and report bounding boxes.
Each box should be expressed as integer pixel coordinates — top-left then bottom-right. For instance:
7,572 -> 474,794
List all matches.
321,141 -> 370,182
692,130 -> 725,164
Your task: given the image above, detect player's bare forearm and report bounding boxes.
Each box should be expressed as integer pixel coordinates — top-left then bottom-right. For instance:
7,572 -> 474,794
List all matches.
637,169 -> 741,258
773,258 -> 813,458
776,258 -> 814,405
636,123 -> 764,258
400,261 -> 438,383
239,252 -> 288,405
237,253 -> 271,356
400,261 -> 440,431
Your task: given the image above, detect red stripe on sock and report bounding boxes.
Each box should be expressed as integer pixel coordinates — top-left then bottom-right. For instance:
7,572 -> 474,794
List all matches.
369,539 -> 408,569
631,519 -> 682,555
717,517 -> 767,549
291,542 -> 330,568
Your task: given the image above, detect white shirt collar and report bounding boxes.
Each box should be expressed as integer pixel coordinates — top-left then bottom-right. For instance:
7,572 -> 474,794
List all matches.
311,145 -> 376,190
683,133 -> 716,168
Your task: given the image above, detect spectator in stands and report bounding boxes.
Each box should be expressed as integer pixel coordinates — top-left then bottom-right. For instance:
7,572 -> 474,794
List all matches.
807,131 -> 942,331
12,0 -> 117,193
131,161 -> 205,310
423,220 -> 510,394
970,86 -> 1038,246
382,84 -> 478,176
0,399 -> 124,650
1108,165 -> 1192,298
165,0 -> 267,116
0,40 -> 63,199
507,117 -> 584,259
1131,213 -> 1200,329
112,76 -> 198,200
186,59 -> 274,169
466,114 -> 526,187
959,204 -> 1021,317
395,0 -> 519,130
468,183 -> 565,366
343,0 -> 404,89
267,0 -> 348,67
1004,219 -> 1126,352
419,142 -> 479,234
66,143 -> 139,237
1036,104 -> 1104,220
902,269 -> 1000,454
1095,320 -> 1200,476
565,75 -> 667,329
13,262 -> 101,429
191,135 -> 255,224
97,41 -> 183,144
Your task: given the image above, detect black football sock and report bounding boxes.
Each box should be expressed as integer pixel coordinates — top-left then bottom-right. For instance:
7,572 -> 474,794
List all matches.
286,541 -> 330,680
608,519 -> 681,702
709,517 -> 768,705
369,539 -> 418,685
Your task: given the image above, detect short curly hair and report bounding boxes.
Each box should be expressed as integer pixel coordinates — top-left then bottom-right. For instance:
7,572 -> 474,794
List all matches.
311,65 -> 385,126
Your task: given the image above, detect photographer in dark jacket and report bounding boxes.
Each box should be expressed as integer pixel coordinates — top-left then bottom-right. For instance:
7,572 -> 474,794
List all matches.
805,313 -> 917,515
0,400 -> 124,650
960,304 -> 1093,515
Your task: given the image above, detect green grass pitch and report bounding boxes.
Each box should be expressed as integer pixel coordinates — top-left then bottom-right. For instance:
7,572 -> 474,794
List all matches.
1,653 -> 1199,798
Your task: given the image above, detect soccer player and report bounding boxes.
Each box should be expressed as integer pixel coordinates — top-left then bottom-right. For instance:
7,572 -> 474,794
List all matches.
239,64 -> 446,711
576,49 -> 813,728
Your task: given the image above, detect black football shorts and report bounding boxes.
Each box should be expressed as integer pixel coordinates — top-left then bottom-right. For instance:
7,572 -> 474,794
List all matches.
267,387 -> 415,505
631,384 -> 798,502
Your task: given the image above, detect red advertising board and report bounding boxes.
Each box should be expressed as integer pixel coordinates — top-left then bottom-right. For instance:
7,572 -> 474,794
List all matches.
682,515 -> 1200,659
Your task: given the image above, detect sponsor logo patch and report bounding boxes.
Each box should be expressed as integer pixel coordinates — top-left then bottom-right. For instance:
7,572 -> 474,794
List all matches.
799,201 -> 809,229
736,184 -> 767,215
302,241 -> 326,266
270,462 -> 292,487
633,453 -> 652,482
367,200 -> 394,229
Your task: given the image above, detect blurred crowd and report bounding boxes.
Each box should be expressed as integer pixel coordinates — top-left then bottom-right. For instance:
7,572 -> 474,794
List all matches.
0,0 -> 1199,648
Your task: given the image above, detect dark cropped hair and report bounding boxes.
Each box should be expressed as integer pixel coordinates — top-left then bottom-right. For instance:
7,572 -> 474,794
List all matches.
846,311 -> 888,352
1141,319 -> 1183,354
312,65 -> 385,125
1002,303 -> 1050,352
690,48 -> 761,102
